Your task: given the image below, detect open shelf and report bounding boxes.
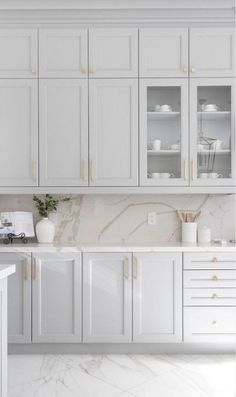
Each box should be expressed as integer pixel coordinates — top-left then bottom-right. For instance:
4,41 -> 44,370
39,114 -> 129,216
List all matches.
197,149 -> 231,155
197,111 -> 231,120
147,111 -> 180,120
147,150 -> 180,156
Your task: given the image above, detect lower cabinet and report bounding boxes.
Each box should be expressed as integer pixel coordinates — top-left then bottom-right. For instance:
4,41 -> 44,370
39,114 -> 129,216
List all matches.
133,253 -> 182,342
32,253 -> 82,343
83,253 -> 132,342
0,253 -> 31,344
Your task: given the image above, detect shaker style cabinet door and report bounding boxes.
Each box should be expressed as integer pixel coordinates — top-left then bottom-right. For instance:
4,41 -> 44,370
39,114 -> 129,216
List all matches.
190,28 -> 235,77
89,79 -> 138,186
139,28 -> 188,77
0,79 -> 38,186
39,79 -> 88,186
39,28 -> 88,77
0,28 -> 38,78
32,253 -> 82,343
3,253 -> 31,344
133,253 -> 182,343
83,253 -> 132,343
89,28 -> 138,77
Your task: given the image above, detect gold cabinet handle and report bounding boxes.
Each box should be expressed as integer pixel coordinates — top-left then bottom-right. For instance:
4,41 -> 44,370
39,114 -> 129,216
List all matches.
23,258 -> 29,281
32,257 -> 37,281
89,68 -> 96,74
32,160 -> 37,182
191,160 -> 196,180
212,257 -> 218,262
31,68 -> 37,75
184,159 -> 189,180
80,68 -> 87,74
191,67 -> 197,73
81,160 -> 87,181
90,160 -> 95,181
123,257 -> 130,280
212,293 -> 218,299
133,257 -> 141,279
182,67 -> 188,73
212,275 -> 218,282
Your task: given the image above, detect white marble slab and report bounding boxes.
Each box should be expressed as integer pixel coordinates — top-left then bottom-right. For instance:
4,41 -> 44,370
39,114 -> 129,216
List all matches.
0,264 -> 15,279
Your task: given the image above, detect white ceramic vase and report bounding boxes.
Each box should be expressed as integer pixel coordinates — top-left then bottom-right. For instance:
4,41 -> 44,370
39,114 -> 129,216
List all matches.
182,222 -> 197,244
36,217 -> 55,243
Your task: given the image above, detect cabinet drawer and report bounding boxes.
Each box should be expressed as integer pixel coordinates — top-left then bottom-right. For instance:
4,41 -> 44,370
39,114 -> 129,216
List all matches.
184,270 -> 236,288
184,252 -> 236,270
184,306 -> 236,343
184,288 -> 236,306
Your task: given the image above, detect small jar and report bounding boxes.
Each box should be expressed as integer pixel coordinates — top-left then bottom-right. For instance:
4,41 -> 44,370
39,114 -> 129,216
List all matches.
198,226 -> 211,244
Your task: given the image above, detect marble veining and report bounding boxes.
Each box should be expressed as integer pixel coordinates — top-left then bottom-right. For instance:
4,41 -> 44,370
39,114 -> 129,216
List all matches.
8,354 -> 236,397
0,194 -> 235,244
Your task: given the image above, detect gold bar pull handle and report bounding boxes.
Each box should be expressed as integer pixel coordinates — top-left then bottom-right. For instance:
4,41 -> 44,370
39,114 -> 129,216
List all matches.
184,159 -> 189,180
81,160 -> 87,181
123,257 -> 130,280
133,257 -> 141,279
191,160 -> 196,180
32,160 -> 37,182
23,257 -> 28,281
90,160 -> 95,182
32,257 -> 37,281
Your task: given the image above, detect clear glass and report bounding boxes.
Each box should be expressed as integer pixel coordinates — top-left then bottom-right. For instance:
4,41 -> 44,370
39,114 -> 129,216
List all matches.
146,86 -> 182,181
197,86 -> 232,180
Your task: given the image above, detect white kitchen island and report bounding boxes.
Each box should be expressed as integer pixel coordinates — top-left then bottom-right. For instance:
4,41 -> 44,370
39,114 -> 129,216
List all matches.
0,265 -> 15,397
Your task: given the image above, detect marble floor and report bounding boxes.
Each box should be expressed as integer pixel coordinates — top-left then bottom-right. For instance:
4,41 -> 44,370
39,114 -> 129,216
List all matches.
8,354 -> 236,397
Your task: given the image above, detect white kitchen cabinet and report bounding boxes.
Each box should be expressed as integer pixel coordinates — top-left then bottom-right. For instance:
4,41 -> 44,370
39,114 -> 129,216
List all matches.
39,79 -> 88,186
89,28 -> 138,77
89,79 -> 138,186
139,28 -> 188,78
190,78 -> 235,186
140,78 -> 189,186
39,28 -> 88,77
2,253 -> 31,344
32,253 -> 81,343
133,253 -> 182,343
0,28 -> 37,78
190,28 -> 235,77
0,79 -> 38,186
83,253 -> 132,343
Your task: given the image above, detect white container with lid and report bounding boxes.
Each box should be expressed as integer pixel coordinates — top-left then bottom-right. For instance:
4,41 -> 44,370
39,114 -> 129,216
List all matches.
198,226 -> 211,244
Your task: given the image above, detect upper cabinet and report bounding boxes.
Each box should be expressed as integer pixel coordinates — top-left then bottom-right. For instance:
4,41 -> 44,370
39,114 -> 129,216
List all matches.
0,29 -> 38,78
189,28 -> 235,77
39,28 -> 88,78
89,28 -> 138,77
139,28 -> 188,78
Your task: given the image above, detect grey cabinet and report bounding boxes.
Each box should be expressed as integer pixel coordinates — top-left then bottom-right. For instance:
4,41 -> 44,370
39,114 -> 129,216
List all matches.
1,253 -> 31,344
83,253 -> 132,342
133,253 -> 182,342
32,253 -> 82,343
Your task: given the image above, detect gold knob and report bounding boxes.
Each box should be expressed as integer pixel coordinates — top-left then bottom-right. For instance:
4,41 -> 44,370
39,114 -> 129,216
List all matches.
31,68 -> 37,75
212,293 -> 218,299
212,257 -> 218,262
212,275 -> 218,281
81,68 -> 87,74
191,67 -> 197,73
212,320 -> 217,326
89,68 -> 95,74
182,67 -> 188,73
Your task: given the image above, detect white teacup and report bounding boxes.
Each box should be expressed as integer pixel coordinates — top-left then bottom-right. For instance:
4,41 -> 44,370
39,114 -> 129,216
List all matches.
160,104 -> 171,112
209,172 -> 223,179
149,172 -> 160,179
170,143 -> 180,150
199,173 -> 209,179
160,172 -> 174,178
154,105 -> 161,112
151,139 -> 161,151
204,104 -> 218,112
211,140 -> 223,150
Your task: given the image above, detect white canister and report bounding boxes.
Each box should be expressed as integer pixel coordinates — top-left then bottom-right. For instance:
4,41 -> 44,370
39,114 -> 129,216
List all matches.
198,226 -> 211,244
36,217 -> 55,243
182,222 -> 197,244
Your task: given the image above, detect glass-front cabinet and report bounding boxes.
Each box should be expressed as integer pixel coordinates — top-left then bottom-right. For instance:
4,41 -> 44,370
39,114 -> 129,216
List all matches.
140,79 -> 189,186
190,78 -> 235,186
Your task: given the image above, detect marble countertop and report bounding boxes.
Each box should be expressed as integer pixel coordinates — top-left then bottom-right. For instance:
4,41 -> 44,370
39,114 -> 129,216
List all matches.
0,264 -> 15,279
0,242 -> 235,253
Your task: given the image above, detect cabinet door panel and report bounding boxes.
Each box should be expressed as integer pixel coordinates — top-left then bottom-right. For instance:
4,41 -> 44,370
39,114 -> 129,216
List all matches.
39,28 -> 88,77
139,28 -> 188,77
89,28 -> 138,77
0,79 -> 38,186
32,253 -> 81,343
190,28 -> 235,77
39,79 -> 88,186
133,253 -> 182,343
83,253 -> 132,343
0,28 -> 37,78
0,253 -> 31,344
89,79 -> 138,186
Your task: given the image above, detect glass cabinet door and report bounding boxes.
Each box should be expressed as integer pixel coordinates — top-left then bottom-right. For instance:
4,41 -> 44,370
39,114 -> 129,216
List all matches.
190,78 -> 235,186
140,79 -> 189,186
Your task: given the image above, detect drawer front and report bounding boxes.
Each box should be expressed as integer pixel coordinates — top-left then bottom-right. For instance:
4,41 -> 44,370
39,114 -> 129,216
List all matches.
184,252 -> 236,270
184,288 -> 236,306
184,306 -> 236,343
184,270 -> 236,288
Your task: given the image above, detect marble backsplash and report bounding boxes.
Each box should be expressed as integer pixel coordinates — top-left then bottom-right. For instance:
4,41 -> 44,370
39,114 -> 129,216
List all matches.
0,194 -> 235,244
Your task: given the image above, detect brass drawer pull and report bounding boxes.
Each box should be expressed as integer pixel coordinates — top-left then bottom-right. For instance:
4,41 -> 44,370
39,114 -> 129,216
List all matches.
212,275 -> 218,281
212,320 -> 217,326
212,293 -> 218,299
212,257 -> 218,262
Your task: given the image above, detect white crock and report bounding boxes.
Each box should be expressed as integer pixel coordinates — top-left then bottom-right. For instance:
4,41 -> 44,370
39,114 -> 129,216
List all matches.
36,217 -> 55,243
